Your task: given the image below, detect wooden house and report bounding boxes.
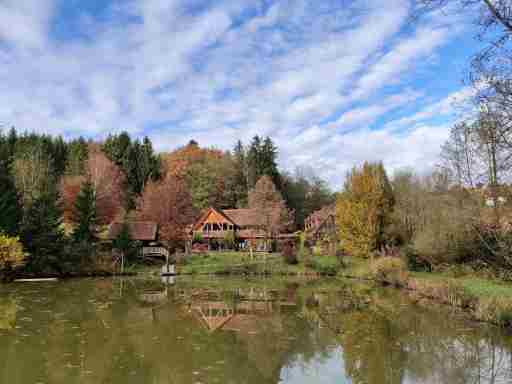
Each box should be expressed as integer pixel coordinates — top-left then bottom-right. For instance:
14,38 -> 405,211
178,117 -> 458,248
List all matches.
191,207 -> 272,251
107,221 -> 169,259
304,204 -> 337,243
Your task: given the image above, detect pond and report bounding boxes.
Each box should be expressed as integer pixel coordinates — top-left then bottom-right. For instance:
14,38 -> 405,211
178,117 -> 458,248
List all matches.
1,276 -> 512,384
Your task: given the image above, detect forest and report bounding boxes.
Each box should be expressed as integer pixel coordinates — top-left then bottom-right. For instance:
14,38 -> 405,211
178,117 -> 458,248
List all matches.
0,129 -> 334,276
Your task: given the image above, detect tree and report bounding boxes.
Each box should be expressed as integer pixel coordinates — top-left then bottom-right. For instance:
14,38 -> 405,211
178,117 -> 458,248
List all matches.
248,175 -> 294,243
0,164 -> 21,235
136,176 -> 195,250
247,135 -> 281,189
0,233 -> 25,272
337,162 -> 394,257
112,222 -> 133,274
12,143 -> 54,208
72,179 -> 96,243
87,146 -> 125,225
20,192 -> 65,273
102,132 -> 161,202
163,141 -> 233,210
65,137 -> 88,176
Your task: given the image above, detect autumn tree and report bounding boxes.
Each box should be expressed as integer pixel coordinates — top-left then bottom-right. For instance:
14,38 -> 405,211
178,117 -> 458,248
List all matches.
136,176 -> 195,250
248,175 -> 294,243
60,146 -> 125,227
337,162 -> 394,258
0,233 -> 25,273
163,141 -> 235,210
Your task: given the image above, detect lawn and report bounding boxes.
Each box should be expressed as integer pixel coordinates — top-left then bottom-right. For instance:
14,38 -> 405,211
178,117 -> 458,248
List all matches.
177,251 -> 341,275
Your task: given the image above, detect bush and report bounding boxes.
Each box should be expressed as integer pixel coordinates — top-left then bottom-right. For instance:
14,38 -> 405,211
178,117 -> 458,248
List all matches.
475,298 -> 512,327
400,246 -> 432,272
371,257 -> 409,287
0,233 -> 25,271
282,241 -> 298,265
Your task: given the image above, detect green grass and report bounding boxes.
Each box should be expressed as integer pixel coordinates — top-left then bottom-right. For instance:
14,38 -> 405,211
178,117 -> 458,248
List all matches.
176,251 -> 342,276
411,271 -> 512,300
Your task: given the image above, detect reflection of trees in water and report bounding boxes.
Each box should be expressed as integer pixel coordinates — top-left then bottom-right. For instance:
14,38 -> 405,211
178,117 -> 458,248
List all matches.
2,279 -> 512,384
0,296 -> 17,330
310,288 -> 512,384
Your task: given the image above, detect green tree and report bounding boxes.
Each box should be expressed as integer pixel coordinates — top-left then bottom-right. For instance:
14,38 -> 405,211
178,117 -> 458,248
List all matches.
72,179 -> 97,243
337,162 -> 394,257
0,164 -> 21,235
20,192 -> 65,273
66,137 -> 88,176
112,222 -> 133,273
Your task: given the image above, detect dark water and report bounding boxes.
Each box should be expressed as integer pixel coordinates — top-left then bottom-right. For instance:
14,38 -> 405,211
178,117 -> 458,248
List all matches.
1,276 -> 512,384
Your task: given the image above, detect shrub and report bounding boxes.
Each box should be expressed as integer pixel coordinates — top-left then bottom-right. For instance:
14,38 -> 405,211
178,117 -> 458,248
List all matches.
370,257 -> 409,287
400,246 -> 432,272
0,233 -> 25,271
282,241 -> 298,265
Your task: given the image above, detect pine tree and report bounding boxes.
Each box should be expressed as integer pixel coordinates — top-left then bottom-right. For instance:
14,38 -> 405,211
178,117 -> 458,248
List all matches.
20,192 -> 65,273
72,179 -> 97,243
232,140 -> 248,207
0,164 -> 21,235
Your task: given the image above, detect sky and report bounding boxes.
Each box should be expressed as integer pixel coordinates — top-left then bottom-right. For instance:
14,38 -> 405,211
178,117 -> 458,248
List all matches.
0,0 -> 482,189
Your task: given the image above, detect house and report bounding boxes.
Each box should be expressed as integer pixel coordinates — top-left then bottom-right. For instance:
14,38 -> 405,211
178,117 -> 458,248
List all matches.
106,221 -> 170,259
107,221 -> 159,244
304,204 -> 337,243
191,207 -> 279,251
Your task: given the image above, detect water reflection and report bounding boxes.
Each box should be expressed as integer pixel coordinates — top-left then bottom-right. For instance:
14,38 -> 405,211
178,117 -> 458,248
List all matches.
0,277 -> 511,383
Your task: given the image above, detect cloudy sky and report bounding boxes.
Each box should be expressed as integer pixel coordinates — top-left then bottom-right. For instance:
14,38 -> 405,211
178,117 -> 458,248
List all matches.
0,0 -> 481,188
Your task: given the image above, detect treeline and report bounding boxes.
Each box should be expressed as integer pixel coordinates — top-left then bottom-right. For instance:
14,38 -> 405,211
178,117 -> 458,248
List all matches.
0,128 -> 333,277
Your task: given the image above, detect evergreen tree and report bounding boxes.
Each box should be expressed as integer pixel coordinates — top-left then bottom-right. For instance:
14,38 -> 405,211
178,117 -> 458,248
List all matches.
20,192 -> 65,273
72,179 -> 97,243
0,163 -> 21,235
66,137 -> 88,176
232,140 -> 248,207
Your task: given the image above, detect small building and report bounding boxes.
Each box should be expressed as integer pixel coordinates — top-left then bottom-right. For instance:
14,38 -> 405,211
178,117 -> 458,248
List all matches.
107,221 -> 169,259
107,221 -> 159,244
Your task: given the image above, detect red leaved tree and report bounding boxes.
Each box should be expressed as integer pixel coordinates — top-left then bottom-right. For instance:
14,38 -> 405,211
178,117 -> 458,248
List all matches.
136,175 -> 195,249
60,145 -> 125,226
248,175 -> 294,240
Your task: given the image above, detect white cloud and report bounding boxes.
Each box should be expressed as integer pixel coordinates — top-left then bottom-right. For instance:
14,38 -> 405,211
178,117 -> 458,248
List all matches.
0,0 -> 474,188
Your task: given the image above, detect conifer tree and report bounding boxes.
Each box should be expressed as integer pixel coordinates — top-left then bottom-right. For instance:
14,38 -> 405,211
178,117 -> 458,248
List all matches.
0,164 -> 21,235
20,192 -> 65,273
72,179 -> 97,243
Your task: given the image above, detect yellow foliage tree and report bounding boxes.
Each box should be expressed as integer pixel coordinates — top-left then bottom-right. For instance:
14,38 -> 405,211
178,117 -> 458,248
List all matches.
337,162 -> 394,257
0,233 -> 25,270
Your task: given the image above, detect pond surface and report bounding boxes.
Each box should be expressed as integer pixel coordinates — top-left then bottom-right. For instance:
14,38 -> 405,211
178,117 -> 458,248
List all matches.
1,276 -> 512,384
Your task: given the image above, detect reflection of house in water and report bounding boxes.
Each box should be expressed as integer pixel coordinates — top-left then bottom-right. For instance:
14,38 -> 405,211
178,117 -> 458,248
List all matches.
186,288 -> 297,334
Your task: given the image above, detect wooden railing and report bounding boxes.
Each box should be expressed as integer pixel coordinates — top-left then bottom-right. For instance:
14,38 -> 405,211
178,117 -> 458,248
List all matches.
142,246 -> 169,259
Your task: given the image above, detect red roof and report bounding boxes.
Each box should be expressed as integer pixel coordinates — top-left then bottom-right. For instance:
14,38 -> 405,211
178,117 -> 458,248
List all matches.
107,221 -> 158,241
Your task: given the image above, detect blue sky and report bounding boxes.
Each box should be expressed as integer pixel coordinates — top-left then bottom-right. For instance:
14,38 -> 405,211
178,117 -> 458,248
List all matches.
0,0 -> 482,188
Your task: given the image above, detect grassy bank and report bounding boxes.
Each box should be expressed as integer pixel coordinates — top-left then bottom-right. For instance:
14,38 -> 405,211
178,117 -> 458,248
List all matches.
177,251 -> 341,276
340,256 -> 512,328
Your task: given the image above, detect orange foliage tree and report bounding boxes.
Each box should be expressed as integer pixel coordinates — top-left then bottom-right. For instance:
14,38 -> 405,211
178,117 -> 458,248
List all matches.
162,141 -> 236,210
136,175 -> 196,249
60,145 -> 125,226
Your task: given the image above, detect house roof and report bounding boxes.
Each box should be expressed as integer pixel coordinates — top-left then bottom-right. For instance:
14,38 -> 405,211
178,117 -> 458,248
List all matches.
224,208 -> 265,227
107,221 -> 158,241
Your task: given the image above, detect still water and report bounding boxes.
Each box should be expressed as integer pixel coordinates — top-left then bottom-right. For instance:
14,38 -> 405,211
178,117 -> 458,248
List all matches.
1,276 -> 512,384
